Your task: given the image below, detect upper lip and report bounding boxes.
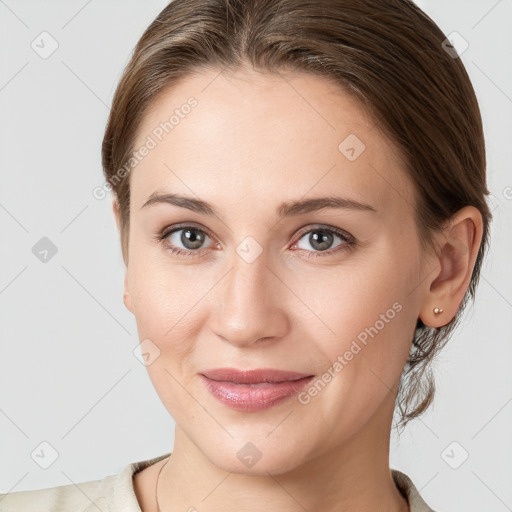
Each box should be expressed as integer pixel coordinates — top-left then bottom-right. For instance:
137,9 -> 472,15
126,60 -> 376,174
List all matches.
201,368 -> 313,384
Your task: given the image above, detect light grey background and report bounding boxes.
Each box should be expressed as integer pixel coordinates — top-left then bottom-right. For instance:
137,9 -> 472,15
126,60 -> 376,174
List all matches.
0,1 -> 511,511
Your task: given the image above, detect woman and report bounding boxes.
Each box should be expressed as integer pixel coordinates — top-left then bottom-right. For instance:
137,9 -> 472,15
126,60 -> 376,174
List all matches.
0,0 -> 492,510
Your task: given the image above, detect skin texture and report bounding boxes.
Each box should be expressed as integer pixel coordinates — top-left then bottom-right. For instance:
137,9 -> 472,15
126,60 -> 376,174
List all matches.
113,65 -> 483,512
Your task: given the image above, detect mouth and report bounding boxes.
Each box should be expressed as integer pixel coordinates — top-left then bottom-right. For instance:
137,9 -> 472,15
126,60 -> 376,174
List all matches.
199,368 -> 314,411
200,367 -> 313,384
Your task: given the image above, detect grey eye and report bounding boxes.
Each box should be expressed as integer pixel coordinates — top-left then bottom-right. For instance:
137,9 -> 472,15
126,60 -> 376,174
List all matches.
168,227 -> 212,250
296,229 -> 346,252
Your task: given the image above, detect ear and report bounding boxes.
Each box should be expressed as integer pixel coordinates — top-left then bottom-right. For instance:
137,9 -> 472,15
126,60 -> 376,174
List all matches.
112,198 -> 134,314
122,273 -> 134,314
112,197 -> 121,232
419,206 -> 484,328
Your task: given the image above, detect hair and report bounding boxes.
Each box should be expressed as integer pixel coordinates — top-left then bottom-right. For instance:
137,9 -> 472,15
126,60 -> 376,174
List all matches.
101,0 -> 492,432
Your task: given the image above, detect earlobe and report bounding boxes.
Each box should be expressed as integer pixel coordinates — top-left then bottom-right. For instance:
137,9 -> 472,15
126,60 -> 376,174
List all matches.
112,198 -> 121,232
123,273 -> 134,314
419,207 -> 483,328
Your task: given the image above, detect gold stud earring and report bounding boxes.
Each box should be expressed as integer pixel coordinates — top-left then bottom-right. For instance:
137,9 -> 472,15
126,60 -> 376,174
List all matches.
433,307 -> 443,315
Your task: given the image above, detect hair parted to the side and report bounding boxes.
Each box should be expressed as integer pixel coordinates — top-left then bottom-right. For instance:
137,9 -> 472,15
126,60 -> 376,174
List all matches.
101,0 -> 492,432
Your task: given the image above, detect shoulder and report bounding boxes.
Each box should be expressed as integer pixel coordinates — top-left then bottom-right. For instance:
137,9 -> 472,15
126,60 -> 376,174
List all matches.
0,477 -> 112,512
0,452 -> 171,512
392,469 -> 438,512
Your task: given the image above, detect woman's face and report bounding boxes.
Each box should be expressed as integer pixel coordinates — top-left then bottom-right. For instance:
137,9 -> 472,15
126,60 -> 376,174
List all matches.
120,66 -> 432,474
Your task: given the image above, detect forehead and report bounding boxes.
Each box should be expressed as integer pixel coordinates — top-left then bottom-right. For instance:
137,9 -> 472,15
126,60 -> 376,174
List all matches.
130,66 -> 414,218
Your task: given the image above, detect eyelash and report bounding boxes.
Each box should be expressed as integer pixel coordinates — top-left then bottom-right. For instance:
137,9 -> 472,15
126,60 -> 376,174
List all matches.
153,223 -> 356,259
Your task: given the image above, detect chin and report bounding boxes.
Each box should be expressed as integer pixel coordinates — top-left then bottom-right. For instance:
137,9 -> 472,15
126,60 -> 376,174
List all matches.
199,434 -> 312,476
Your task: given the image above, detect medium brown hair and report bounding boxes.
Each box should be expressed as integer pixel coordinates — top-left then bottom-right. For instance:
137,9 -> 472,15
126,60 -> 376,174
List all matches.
101,0 -> 492,431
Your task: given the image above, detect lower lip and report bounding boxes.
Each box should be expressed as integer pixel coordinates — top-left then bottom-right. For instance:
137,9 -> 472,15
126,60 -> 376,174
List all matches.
200,375 -> 314,412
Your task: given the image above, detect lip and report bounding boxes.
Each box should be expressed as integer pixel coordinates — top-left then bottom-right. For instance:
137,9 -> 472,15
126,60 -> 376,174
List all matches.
200,368 -> 314,412
201,368 -> 312,384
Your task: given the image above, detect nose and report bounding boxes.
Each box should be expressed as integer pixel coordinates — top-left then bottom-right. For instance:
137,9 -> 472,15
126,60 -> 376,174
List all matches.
210,252 -> 289,348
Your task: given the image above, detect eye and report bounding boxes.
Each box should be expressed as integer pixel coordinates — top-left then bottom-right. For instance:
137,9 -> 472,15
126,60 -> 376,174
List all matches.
154,223 -> 355,259
290,226 -> 355,258
155,224 -> 217,257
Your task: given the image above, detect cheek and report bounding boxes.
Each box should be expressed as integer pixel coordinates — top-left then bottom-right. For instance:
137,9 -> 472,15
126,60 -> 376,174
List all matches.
303,236 -> 420,389
128,257 -> 210,417
294,254 -> 419,444
128,231 -> 198,327
316,240 -> 415,322
130,262 -> 204,349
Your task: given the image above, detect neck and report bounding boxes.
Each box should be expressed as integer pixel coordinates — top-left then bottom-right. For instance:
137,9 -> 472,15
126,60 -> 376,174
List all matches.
158,394 -> 409,512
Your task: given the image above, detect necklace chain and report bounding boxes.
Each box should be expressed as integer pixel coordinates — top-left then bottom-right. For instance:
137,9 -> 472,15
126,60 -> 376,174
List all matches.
155,458 -> 170,512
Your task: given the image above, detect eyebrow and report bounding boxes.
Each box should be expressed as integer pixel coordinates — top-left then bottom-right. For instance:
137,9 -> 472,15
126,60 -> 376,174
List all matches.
140,191 -> 377,218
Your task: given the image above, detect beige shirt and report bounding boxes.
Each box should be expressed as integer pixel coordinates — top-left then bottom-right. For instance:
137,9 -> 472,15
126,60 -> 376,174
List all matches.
0,452 -> 436,511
